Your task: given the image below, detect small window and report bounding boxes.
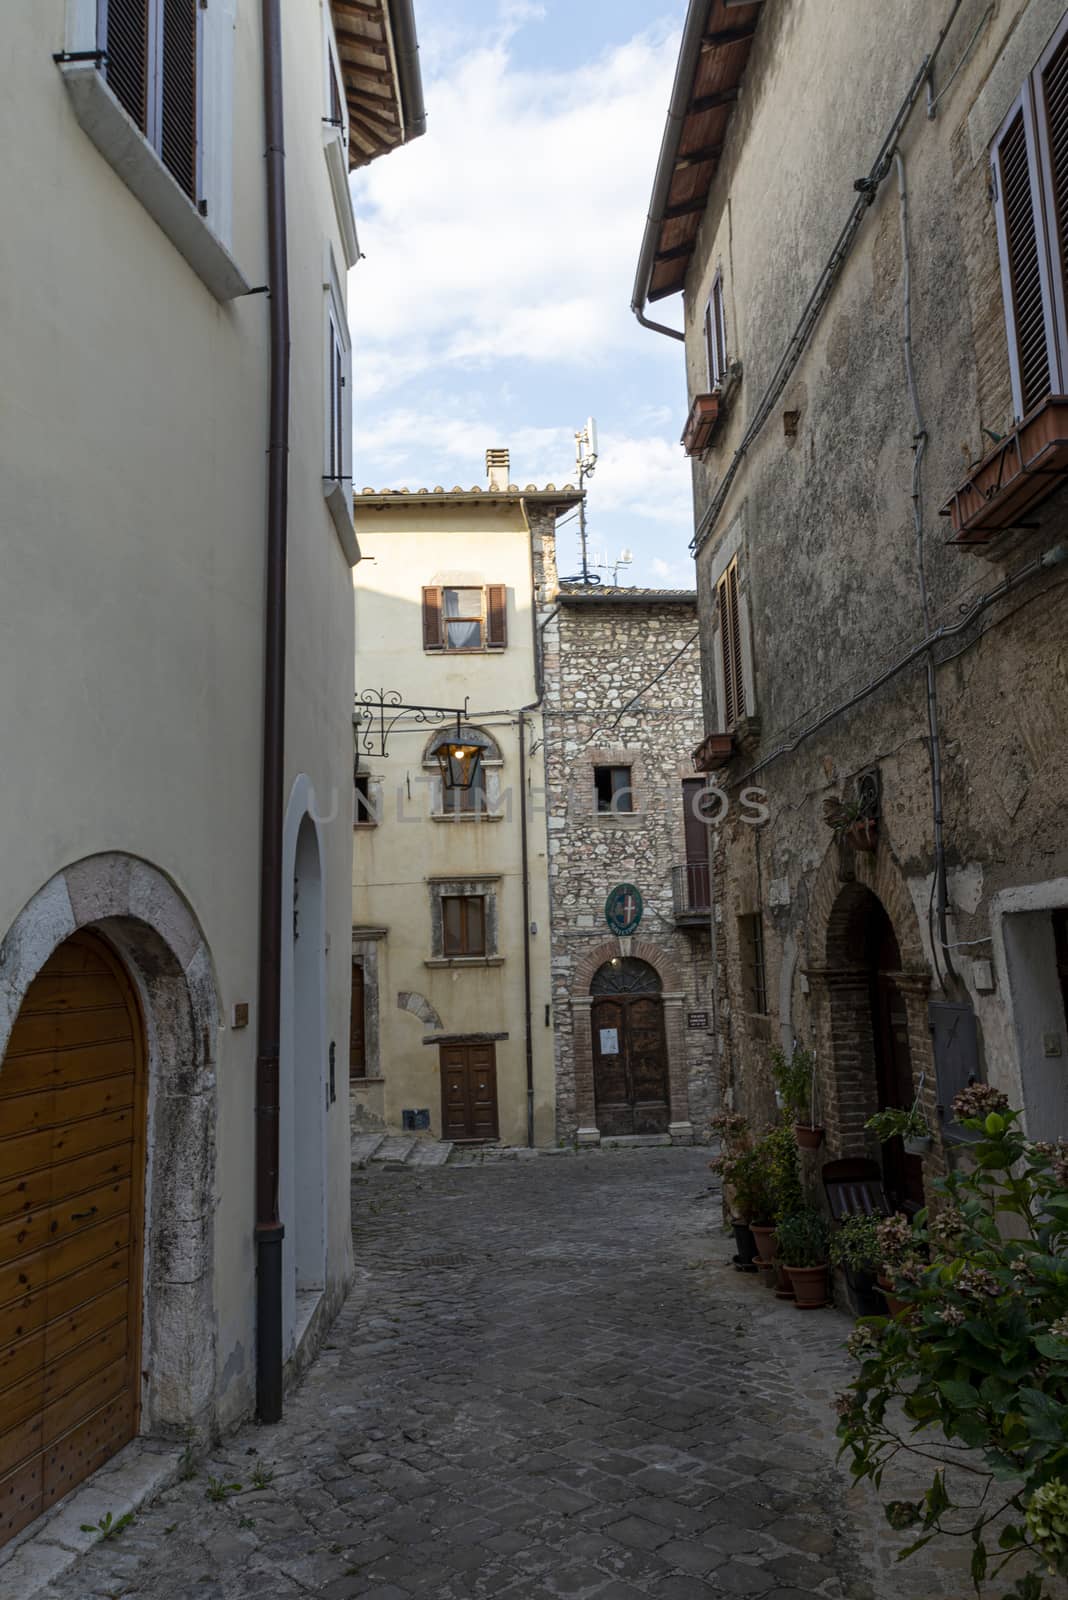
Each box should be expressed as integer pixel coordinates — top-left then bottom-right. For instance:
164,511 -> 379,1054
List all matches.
594,765 -> 634,814
992,16 -> 1068,418
442,895 -> 486,957
325,292 -> 351,486
739,913 -> 768,1015
1054,909 -> 1068,1030
101,0 -> 201,200
705,272 -> 728,389
354,772 -> 377,827
422,586 -> 507,652
716,557 -> 746,730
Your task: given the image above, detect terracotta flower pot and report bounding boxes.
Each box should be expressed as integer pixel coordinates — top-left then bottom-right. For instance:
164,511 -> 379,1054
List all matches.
750,1224 -> 778,1262
774,1262 -> 795,1300
846,818 -> 878,853
794,1123 -> 825,1150
786,1264 -> 830,1309
877,1273 -> 910,1318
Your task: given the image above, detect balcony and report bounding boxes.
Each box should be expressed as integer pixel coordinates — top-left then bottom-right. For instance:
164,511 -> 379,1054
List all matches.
940,396 -> 1068,550
681,393 -> 721,457
673,861 -> 712,925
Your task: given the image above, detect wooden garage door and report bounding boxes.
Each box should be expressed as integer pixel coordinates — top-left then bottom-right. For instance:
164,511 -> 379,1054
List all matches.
0,932 -> 146,1545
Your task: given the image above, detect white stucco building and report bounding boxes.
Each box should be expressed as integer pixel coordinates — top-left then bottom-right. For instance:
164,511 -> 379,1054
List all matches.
0,0 -> 423,1555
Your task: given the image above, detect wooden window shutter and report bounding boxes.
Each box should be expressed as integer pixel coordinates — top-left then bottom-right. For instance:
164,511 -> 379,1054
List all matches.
349,961 -> 366,1077
103,0 -> 150,131
717,559 -> 746,730
1034,20 -> 1068,383
422,587 -> 444,650
486,585 -> 508,648
993,91 -> 1059,418
160,0 -> 198,199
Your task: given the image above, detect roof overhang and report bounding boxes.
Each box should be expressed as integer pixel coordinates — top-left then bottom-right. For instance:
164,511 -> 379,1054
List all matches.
558,588 -> 697,606
330,0 -> 426,171
631,0 -> 764,327
354,488 -> 584,511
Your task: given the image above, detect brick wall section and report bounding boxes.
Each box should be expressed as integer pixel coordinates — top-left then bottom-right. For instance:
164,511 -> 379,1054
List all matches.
533,524 -> 719,1143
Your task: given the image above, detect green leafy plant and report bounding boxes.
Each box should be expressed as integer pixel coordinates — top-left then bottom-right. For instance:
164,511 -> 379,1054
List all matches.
761,1121 -> 803,1223
823,793 -> 876,839
710,1109 -> 751,1150
80,1510 -> 134,1541
716,1143 -> 774,1225
836,1086 -> 1068,1598
830,1213 -> 884,1274
771,1044 -> 818,1123
205,1476 -> 242,1503
250,1462 -> 274,1490
776,1208 -> 830,1268
866,1103 -> 931,1144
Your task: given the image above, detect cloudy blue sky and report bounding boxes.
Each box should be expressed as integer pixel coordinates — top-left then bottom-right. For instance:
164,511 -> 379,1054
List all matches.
348,0 -> 695,588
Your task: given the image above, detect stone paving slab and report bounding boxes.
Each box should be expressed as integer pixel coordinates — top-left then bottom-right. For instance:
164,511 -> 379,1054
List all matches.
34,1150 -> 1029,1600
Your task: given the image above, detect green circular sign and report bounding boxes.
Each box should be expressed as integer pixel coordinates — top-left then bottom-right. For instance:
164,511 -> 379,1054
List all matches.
605,883 -> 643,936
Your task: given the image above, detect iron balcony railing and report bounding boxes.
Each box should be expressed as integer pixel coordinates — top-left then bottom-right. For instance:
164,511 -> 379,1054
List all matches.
672,861 -> 711,923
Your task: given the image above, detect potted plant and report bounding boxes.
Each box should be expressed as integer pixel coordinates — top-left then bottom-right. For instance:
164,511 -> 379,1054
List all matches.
765,1122 -> 804,1297
872,1212 -> 923,1317
823,795 -> 878,853
866,1102 -> 933,1157
776,1209 -> 831,1308
771,1044 -> 824,1149
829,1213 -> 887,1315
715,1144 -> 766,1270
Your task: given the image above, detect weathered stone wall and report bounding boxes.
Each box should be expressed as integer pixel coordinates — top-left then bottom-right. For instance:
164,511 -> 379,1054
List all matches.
676,0 -> 1068,1169
537,561 -> 719,1143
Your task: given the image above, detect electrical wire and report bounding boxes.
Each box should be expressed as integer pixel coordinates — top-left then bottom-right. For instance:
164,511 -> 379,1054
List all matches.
610,631 -> 699,727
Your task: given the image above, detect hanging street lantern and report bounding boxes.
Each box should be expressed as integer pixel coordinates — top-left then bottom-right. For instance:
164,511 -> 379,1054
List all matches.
435,719 -> 483,792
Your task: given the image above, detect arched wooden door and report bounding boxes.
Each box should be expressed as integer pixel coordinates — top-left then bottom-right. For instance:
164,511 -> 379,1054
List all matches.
0,932 -> 147,1544
591,959 -> 669,1136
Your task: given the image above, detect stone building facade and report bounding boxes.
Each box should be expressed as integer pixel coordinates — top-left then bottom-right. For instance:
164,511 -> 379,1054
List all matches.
538,548 -> 718,1145
632,0 -> 1068,1210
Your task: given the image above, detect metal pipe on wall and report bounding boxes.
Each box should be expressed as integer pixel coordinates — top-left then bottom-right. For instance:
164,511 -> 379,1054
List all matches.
255,0 -> 291,1427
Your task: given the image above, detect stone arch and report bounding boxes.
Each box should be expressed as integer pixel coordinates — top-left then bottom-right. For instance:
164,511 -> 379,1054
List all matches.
804,835 -> 940,1208
0,853 -> 220,1438
571,938 -> 691,1146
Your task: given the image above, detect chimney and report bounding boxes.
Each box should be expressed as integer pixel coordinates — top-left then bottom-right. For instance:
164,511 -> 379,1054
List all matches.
486,448 -> 510,492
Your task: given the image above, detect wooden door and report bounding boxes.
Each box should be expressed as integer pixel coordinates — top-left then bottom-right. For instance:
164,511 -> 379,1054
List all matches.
872,973 -> 925,1213
440,1044 -> 499,1142
349,961 -> 365,1079
591,997 -> 670,1136
0,933 -> 146,1545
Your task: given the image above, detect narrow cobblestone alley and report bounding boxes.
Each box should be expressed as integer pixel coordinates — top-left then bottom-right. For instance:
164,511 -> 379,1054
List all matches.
32,1151 -> 970,1600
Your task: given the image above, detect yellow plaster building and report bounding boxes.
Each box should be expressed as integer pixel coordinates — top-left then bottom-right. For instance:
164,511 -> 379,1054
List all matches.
351,454 -> 580,1148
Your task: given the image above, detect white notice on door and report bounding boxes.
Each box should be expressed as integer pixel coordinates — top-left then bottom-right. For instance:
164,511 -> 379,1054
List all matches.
599,1028 -> 619,1055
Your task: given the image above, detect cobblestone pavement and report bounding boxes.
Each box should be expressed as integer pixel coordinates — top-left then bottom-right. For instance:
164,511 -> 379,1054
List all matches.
41,1149 -> 978,1600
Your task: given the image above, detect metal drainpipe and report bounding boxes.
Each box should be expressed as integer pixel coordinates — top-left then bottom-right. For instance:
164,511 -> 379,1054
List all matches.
518,714 -> 536,1147
895,148 -> 959,993
254,0 -> 290,1426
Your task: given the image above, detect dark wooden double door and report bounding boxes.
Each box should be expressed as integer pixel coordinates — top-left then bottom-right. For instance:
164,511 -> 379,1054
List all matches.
441,1043 -> 499,1142
592,997 -> 670,1136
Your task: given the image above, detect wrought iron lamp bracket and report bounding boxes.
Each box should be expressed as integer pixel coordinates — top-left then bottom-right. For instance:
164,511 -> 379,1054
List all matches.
354,690 -> 471,762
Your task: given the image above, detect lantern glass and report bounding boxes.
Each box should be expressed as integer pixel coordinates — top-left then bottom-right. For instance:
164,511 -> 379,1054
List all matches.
436,739 -> 482,792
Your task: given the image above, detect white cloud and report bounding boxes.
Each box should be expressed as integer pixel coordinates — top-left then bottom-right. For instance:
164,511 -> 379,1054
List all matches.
348,23 -> 678,389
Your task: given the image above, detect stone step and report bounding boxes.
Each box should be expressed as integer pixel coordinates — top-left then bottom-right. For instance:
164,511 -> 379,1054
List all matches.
600,1133 -> 673,1149
350,1133 -> 386,1167
370,1136 -> 418,1164
406,1140 -> 454,1167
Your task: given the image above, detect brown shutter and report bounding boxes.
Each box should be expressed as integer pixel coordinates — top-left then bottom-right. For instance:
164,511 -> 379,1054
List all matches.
349,961 -> 365,1077
422,587 -> 444,650
104,0 -> 150,131
727,559 -> 746,723
993,96 -> 1056,417
486,584 -> 508,648
717,559 -> 746,729
161,0 -> 198,200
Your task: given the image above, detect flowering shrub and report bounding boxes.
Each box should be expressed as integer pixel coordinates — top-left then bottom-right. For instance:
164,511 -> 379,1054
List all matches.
836,1092 -> 1068,1598
710,1110 -> 751,1149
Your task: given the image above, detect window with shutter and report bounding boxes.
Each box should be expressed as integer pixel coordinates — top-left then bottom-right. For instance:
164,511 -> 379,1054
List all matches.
992,16 -> 1068,419
422,587 -> 445,650
101,0 -> 200,201
323,256 -> 353,516
486,585 -> 508,649
705,272 -> 728,389
716,557 -> 746,730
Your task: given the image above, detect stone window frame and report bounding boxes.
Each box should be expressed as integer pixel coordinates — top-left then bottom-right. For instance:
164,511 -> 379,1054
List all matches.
422,725 -> 505,823
706,510 -> 757,734
351,927 -> 385,1083
426,875 -> 504,968
585,744 -> 647,826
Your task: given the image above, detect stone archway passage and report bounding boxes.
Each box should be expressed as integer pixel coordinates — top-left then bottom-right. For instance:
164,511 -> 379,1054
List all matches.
0,931 -> 147,1544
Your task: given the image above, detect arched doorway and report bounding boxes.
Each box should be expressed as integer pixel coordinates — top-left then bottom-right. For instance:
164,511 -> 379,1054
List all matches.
590,958 -> 669,1136
281,813 -> 326,1356
865,899 -> 925,1213
0,931 -> 147,1543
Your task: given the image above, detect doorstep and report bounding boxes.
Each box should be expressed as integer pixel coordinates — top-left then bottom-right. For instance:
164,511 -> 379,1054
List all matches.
0,1437 -> 183,1600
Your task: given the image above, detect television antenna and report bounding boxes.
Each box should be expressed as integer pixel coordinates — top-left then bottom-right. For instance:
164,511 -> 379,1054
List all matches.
574,418 -> 598,585
592,547 -> 633,586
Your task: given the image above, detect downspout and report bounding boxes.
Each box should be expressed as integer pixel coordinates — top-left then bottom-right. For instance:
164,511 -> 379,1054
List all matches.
518,713 -> 535,1148
388,0 -> 427,142
255,0 -> 290,1427
894,149 -> 959,993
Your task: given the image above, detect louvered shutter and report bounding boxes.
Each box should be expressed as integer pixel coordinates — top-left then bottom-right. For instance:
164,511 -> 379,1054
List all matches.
717,559 -> 746,730
103,0 -> 150,131
993,90 -> 1059,417
160,0 -> 198,199
422,587 -> 444,650
486,585 -> 508,649
726,559 -> 746,724
1034,18 -> 1068,385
